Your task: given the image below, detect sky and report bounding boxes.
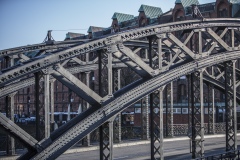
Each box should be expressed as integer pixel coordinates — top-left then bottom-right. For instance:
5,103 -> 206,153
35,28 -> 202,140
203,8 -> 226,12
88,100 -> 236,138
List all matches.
0,0 -> 214,50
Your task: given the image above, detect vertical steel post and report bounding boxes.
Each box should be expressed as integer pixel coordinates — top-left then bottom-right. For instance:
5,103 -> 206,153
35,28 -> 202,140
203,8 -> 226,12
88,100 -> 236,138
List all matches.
170,81 -> 173,137
85,72 -> 91,146
113,69 -> 121,143
99,49 -> 113,160
224,60 -> 237,151
4,57 -> 15,155
191,70 -> 205,158
157,35 -> 162,71
9,93 -> 16,155
5,94 -> 16,155
207,84 -> 215,134
141,96 -> 149,140
44,74 -> 50,138
34,72 -> 41,141
109,120 -> 113,160
159,87 -> 164,160
50,80 -> 55,131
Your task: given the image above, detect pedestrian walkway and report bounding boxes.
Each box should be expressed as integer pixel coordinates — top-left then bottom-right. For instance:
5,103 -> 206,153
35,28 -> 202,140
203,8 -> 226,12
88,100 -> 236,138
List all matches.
0,133 -> 238,160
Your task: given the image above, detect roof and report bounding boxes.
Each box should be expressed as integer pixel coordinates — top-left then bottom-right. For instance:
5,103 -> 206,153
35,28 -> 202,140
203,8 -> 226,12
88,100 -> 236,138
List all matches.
112,12 -> 134,23
229,0 -> 240,4
185,2 -> 215,15
175,0 -> 200,8
232,3 -> 240,17
138,4 -> 163,19
87,26 -> 105,33
65,32 -> 85,39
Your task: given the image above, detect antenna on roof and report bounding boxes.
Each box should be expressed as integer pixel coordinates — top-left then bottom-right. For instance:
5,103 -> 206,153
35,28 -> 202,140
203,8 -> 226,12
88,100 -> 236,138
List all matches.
192,4 -> 203,19
43,30 -> 55,44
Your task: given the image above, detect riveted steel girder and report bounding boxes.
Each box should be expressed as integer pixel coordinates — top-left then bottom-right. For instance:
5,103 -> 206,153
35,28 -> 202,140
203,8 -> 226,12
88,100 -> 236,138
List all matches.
52,64 -> 102,106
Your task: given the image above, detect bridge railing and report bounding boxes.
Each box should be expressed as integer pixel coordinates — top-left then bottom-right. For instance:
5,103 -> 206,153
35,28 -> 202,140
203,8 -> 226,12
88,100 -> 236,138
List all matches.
196,150 -> 240,160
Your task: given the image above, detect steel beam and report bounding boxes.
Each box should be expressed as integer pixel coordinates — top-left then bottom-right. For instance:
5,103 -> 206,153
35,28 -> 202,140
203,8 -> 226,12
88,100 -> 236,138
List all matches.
0,112 -> 38,149
44,74 -> 50,138
52,64 -> 101,106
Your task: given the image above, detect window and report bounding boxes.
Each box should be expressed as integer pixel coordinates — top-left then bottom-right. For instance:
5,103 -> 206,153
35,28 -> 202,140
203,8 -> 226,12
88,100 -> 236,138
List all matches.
135,108 -> 141,113
182,108 -> 188,114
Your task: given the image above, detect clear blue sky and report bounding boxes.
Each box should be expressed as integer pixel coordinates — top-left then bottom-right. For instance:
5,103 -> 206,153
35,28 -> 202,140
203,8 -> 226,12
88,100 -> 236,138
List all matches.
0,0 -> 214,50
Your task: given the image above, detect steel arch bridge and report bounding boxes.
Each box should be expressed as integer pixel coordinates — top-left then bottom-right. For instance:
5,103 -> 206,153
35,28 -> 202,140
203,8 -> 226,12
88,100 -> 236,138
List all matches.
1,18 -> 240,160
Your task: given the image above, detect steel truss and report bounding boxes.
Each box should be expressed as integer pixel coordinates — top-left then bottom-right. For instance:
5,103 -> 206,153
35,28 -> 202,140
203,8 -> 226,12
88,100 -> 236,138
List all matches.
1,19 -> 240,160
16,52 -> 240,160
190,71 -> 204,159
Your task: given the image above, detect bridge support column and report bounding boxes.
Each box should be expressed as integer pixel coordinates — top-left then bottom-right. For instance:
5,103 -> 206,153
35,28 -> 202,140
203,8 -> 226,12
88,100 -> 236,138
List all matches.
99,50 -> 113,160
166,82 -> 174,137
34,72 -> 42,141
44,74 -> 50,138
113,69 -> 121,143
141,95 -> 149,140
5,93 -> 16,155
207,84 -> 215,134
150,87 -> 165,160
83,71 -> 91,146
4,56 -> 16,155
190,70 -> 204,158
50,80 -> 55,131
224,60 -> 237,152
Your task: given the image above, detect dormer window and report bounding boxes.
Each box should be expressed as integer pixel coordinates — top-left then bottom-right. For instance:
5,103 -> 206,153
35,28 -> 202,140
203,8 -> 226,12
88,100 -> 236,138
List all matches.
139,17 -> 147,27
176,16 -> 184,21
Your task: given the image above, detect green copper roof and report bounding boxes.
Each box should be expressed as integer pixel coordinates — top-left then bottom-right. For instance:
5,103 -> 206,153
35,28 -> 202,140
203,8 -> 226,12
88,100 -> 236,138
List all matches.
138,4 -> 163,18
112,12 -> 134,23
175,0 -> 199,7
